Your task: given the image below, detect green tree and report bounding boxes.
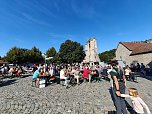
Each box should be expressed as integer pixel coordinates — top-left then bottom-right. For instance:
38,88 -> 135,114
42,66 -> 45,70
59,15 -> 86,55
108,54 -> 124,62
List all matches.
99,49 -> 116,63
5,47 -> 27,64
59,40 -> 85,64
28,46 -> 43,63
4,46 -> 43,64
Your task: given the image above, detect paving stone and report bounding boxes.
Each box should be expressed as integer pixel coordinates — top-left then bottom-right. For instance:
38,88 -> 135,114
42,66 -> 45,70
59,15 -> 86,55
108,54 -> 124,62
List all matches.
0,76 -> 152,114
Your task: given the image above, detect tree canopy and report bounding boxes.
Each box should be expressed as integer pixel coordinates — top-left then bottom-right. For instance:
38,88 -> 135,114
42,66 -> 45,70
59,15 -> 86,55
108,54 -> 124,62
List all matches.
3,40 -> 86,64
5,47 -> 26,64
4,46 -> 43,64
28,46 -> 43,63
99,49 -> 116,63
59,40 -> 85,64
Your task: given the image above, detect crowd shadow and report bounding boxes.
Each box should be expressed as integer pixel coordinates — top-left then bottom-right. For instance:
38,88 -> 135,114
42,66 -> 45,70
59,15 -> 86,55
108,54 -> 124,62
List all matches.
136,72 -> 152,81
108,111 -> 116,114
20,74 -> 32,78
140,75 -> 152,81
108,87 -> 134,114
0,79 -> 17,87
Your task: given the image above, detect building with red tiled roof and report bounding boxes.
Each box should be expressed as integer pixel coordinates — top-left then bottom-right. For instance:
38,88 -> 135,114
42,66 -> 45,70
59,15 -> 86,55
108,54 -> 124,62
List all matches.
116,42 -> 152,67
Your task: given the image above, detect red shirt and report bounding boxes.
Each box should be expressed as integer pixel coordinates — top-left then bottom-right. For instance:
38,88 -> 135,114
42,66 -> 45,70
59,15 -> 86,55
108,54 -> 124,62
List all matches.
83,68 -> 90,79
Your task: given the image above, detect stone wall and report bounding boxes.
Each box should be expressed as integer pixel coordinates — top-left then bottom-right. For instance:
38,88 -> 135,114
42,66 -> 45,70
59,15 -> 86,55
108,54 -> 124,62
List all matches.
130,53 -> 152,67
116,43 -> 132,65
116,43 -> 152,66
84,38 -> 100,63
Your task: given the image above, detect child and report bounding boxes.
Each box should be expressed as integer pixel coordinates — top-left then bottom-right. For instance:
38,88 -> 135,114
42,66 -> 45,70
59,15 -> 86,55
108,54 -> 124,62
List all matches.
121,88 -> 151,114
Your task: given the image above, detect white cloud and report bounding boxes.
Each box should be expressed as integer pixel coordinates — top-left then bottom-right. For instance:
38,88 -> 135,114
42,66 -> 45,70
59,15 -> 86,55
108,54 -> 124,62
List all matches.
49,33 -> 76,40
21,12 -> 53,28
70,0 -> 98,19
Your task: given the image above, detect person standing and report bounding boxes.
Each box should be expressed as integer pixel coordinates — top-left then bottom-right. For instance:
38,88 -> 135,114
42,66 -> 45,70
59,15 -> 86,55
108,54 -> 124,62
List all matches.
107,65 -> 113,88
125,65 -> 131,81
110,61 -> 127,114
130,64 -> 137,82
141,63 -> 146,77
32,68 -> 41,87
136,63 -> 141,74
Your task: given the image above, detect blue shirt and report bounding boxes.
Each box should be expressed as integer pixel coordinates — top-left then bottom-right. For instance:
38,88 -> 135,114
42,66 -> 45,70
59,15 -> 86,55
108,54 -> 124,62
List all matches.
33,70 -> 39,79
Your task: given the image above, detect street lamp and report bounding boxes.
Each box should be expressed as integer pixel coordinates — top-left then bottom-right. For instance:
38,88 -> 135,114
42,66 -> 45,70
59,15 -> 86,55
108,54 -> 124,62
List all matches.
42,53 -> 53,72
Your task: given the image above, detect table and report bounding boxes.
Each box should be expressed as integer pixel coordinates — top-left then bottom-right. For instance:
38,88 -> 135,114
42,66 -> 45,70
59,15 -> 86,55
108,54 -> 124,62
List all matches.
39,74 -> 50,86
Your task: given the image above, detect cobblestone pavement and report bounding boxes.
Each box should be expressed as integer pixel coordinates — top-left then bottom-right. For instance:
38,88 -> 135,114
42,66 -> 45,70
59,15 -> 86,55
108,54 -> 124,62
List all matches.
0,76 -> 152,114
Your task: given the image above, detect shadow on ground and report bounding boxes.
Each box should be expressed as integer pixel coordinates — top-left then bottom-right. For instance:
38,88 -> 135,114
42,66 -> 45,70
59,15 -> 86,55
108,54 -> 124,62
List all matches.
142,76 -> 152,81
0,79 -> 17,87
20,74 -> 31,78
108,111 -> 116,114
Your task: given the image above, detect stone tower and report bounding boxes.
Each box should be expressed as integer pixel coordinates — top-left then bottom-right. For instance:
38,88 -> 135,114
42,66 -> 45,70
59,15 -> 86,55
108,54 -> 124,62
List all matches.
83,38 -> 100,65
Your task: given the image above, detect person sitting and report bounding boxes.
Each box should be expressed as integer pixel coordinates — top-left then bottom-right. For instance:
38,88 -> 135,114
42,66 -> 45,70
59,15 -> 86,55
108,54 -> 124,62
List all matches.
94,67 -> 100,82
102,66 -> 108,80
74,67 -> 81,84
12,66 -> 17,77
16,66 -> 23,77
70,66 -> 77,84
60,67 -> 68,87
49,66 -> 55,83
82,66 -> 90,82
88,66 -> 93,82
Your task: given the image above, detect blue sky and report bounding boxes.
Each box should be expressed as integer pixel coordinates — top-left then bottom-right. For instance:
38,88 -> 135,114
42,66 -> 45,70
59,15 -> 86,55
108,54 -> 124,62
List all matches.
1,0 -> 152,57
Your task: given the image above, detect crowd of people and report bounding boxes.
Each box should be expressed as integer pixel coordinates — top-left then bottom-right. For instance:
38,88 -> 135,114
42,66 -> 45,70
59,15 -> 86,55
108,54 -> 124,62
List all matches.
0,61 -> 151,113
0,61 -> 148,89
0,64 -> 34,78
32,64 -> 101,88
32,62 -> 151,114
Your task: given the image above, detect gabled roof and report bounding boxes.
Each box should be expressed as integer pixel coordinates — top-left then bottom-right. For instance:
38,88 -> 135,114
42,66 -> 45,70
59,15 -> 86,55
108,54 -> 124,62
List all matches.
120,42 -> 152,55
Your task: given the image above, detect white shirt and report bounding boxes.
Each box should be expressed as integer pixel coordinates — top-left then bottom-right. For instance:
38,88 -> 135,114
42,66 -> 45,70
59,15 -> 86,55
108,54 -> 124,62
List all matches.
71,69 -> 76,76
49,68 -> 54,76
125,69 -> 131,75
60,69 -> 66,79
121,94 -> 151,114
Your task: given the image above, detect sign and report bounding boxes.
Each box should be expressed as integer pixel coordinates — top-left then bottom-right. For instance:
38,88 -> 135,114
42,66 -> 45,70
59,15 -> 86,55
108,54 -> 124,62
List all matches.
45,57 -> 53,60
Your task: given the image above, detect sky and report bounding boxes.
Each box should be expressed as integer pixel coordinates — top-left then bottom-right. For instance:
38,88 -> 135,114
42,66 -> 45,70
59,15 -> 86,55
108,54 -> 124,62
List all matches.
1,0 -> 152,57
